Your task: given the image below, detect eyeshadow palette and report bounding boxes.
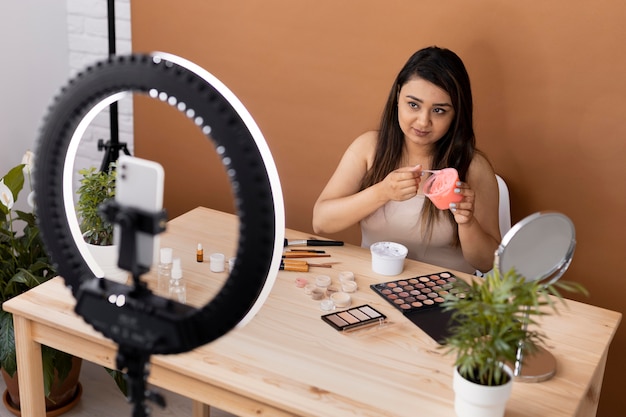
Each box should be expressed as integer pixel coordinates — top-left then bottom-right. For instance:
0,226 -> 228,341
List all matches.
369,271 -> 461,344
370,271 -> 459,313
321,304 -> 387,332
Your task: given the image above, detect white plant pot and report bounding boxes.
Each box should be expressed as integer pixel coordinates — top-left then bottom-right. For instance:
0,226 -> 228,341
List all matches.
453,365 -> 513,417
87,244 -> 129,284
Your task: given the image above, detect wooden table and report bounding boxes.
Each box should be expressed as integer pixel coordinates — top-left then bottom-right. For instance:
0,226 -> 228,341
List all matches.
4,207 -> 621,417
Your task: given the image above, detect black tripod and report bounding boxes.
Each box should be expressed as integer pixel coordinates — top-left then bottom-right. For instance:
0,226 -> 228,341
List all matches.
99,0 -> 131,173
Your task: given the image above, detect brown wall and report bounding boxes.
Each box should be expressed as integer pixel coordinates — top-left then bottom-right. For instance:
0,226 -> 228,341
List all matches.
131,1 -> 626,414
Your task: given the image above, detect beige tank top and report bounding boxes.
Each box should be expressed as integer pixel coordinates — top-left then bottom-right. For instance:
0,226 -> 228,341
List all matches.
360,195 -> 475,274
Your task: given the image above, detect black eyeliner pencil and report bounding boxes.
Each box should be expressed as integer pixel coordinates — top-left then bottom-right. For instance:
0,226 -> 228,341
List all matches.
284,239 -> 344,247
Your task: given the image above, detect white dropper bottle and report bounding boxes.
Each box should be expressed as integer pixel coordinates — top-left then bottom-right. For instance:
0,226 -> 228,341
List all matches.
168,257 -> 186,304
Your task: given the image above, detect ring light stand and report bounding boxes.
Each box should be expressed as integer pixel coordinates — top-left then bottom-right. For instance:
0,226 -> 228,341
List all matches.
34,53 -> 285,416
494,211 -> 576,382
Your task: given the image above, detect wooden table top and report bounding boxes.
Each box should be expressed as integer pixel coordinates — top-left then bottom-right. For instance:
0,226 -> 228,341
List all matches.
4,207 -> 621,417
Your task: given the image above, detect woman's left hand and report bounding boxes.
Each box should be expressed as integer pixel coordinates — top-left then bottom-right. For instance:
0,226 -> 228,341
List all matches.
449,181 -> 475,225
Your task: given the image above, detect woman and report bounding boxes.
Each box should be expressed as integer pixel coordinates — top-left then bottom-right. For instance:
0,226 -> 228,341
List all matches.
312,46 -> 500,273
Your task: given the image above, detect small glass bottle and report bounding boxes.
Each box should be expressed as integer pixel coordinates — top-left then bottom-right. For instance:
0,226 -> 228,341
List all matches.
196,243 -> 204,263
168,257 -> 186,304
157,247 -> 173,295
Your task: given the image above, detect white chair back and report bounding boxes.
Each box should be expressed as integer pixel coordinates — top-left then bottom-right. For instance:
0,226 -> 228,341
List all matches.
496,174 -> 511,238
476,174 -> 511,276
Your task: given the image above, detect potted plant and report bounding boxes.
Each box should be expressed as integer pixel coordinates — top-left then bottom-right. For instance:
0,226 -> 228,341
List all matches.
441,268 -> 586,417
76,165 -> 128,283
76,165 -> 116,246
0,151 -> 82,415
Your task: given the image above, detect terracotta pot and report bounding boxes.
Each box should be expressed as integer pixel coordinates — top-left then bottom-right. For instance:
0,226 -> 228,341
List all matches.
2,356 -> 83,416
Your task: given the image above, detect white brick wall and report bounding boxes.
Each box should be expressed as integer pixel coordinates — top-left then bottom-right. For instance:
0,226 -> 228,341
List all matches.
66,0 -> 134,172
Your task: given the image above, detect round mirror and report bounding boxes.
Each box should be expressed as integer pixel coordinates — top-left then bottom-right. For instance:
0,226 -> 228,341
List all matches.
493,210 -> 576,383
494,211 -> 576,285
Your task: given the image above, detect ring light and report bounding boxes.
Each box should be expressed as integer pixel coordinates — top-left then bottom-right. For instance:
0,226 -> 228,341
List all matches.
34,52 -> 285,357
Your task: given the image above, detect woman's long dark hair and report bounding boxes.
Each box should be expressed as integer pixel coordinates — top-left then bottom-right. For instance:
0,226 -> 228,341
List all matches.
361,46 -> 476,244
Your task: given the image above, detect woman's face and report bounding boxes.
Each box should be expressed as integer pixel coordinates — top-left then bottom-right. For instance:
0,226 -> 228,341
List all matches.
397,77 -> 455,148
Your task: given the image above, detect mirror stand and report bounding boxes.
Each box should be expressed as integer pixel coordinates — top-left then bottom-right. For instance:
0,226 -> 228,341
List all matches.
510,305 -> 559,382
511,344 -> 557,382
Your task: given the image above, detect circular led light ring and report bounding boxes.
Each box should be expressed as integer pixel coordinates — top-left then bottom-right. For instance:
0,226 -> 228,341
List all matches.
34,52 -> 285,351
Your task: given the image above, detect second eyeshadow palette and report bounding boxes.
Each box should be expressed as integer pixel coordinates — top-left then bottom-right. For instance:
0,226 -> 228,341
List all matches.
370,271 -> 459,313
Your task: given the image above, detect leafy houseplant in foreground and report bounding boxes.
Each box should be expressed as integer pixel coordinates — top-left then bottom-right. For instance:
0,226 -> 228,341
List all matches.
0,152 -> 74,402
442,267 -> 587,386
441,268 -> 587,417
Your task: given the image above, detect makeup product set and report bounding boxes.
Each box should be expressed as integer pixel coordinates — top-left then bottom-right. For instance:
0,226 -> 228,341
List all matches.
194,242 -> 237,273
321,304 -> 387,332
298,272 -> 357,308
281,240 -> 388,332
370,271 -> 460,344
370,271 -> 458,312
291,269 -> 387,332
317,274 -> 388,332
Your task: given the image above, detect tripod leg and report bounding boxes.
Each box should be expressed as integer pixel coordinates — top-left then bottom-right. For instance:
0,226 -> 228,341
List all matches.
116,347 -> 166,417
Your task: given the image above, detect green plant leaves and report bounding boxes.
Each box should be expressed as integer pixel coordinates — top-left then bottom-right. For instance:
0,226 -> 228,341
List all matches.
442,268 -> 586,386
0,164 -> 25,215
0,311 -> 16,376
76,166 -> 116,245
41,345 -> 74,398
1,159 -> 61,397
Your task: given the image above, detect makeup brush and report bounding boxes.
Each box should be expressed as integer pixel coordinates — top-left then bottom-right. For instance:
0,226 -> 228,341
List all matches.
280,259 -> 335,272
284,239 -> 344,247
280,262 -> 309,272
282,252 -> 331,258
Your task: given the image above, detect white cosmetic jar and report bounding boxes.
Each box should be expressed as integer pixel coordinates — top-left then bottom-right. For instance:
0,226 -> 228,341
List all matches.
370,241 -> 408,276
330,291 -> 352,308
340,280 -> 357,293
338,271 -> 355,282
315,274 -> 332,288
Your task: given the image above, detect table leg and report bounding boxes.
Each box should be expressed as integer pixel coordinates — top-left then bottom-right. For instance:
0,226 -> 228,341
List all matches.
575,348 -> 609,417
12,314 -> 46,416
192,400 -> 211,417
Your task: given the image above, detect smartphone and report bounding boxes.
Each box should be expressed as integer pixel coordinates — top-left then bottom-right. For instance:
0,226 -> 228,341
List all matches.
114,155 -> 165,269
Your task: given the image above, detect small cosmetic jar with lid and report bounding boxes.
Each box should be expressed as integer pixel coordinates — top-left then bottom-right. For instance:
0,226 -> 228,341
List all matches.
370,241 -> 408,276
311,288 -> 325,300
338,271 -> 355,282
341,280 -> 357,293
330,292 -> 351,308
210,252 -> 225,272
295,277 -> 308,288
304,283 -> 316,295
325,285 -> 339,296
320,299 -> 335,312
315,274 -> 332,288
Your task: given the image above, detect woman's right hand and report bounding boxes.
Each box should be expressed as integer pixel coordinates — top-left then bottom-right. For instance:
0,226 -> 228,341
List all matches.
381,164 -> 423,201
